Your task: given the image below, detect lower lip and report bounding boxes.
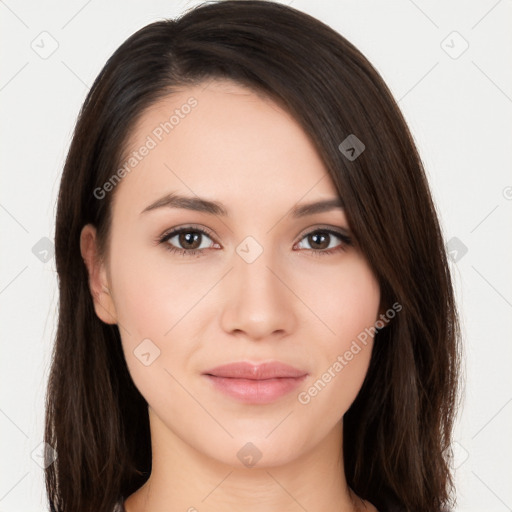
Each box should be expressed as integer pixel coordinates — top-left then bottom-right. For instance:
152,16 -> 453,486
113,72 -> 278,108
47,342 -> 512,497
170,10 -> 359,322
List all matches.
204,374 -> 307,404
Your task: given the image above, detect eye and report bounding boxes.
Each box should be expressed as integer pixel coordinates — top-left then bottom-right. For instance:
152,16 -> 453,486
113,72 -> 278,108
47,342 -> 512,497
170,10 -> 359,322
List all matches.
294,228 -> 352,257
156,225 -> 352,258
157,226 -> 218,257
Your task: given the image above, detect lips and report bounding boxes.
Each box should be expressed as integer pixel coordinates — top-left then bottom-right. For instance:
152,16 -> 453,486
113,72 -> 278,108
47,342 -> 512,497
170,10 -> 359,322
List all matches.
203,361 -> 308,379
202,361 -> 308,404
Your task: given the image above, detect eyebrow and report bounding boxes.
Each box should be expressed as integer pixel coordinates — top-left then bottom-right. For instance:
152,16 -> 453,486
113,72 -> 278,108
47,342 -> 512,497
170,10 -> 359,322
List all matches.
140,192 -> 344,218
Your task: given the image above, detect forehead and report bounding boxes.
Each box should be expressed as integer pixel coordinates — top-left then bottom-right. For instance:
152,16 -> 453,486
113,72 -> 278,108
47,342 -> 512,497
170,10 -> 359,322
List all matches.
111,79 -> 339,220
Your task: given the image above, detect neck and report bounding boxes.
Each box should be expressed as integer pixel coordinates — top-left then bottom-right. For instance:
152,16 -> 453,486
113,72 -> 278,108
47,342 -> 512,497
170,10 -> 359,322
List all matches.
124,407 -> 370,512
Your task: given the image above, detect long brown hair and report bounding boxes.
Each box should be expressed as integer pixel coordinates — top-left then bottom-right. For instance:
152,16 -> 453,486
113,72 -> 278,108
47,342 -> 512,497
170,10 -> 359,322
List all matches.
45,1 -> 461,511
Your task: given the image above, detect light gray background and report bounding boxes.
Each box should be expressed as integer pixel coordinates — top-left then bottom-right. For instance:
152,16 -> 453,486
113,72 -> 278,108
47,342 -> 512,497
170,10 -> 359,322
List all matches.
1,1 -> 511,510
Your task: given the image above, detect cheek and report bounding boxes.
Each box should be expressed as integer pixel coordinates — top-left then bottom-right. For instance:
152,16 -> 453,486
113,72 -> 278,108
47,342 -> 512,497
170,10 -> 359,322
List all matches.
107,244 -> 201,412
109,236 -> 212,340
296,258 -> 380,416
299,254 -> 381,344
107,239 -> 196,376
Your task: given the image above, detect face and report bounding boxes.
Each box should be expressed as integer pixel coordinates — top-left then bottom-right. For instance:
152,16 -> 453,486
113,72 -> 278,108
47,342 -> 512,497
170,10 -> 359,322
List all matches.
81,79 -> 381,468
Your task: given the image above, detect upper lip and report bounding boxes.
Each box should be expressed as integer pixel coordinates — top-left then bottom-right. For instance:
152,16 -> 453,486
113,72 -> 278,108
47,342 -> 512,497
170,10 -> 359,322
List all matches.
203,361 -> 308,380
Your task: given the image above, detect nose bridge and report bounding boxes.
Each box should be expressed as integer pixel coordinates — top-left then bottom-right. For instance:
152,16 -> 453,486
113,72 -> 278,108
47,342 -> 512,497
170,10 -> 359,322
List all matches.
219,234 -> 297,338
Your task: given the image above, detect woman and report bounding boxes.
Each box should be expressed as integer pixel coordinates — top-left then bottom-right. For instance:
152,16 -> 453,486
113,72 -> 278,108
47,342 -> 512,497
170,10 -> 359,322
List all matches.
45,1 -> 461,511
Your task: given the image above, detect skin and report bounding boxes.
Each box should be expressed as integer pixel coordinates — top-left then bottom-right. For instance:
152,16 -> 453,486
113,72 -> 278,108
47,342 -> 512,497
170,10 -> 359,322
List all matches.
81,79 -> 381,512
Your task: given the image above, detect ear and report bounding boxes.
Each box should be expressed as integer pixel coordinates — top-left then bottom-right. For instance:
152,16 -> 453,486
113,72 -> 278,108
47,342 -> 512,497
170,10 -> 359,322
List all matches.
80,224 -> 118,325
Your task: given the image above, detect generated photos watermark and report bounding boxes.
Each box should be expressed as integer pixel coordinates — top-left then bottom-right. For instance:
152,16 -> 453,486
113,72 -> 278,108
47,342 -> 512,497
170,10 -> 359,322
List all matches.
93,96 -> 198,200
297,301 -> 402,405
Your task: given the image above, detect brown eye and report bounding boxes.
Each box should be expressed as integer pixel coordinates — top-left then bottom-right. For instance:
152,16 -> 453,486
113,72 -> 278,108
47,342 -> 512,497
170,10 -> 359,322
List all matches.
306,232 -> 331,250
159,227 -> 217,256
176,231 -> 203,250
295,228 -> 352,256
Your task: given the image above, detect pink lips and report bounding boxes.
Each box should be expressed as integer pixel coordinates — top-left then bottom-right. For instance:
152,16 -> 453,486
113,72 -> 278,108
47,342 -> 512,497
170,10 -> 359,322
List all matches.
203,361 -> 308,404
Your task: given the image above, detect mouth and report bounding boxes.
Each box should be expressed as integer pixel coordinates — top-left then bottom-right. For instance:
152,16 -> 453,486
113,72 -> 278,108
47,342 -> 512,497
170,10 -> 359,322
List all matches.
202,361 -> 308,404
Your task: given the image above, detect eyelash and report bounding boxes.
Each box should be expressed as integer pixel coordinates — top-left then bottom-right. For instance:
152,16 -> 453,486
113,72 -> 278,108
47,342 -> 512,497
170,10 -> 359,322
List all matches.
156,224 -> 352,258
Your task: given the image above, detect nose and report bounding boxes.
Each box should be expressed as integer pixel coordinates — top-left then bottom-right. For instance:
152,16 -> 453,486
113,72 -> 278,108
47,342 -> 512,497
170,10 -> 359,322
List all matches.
219,242 -> 298,341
